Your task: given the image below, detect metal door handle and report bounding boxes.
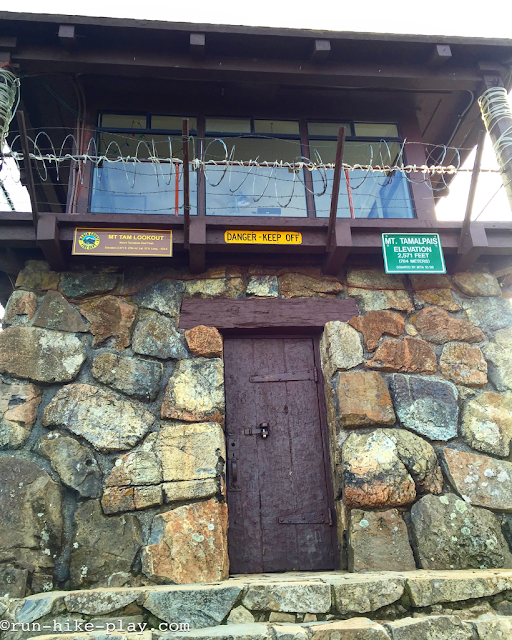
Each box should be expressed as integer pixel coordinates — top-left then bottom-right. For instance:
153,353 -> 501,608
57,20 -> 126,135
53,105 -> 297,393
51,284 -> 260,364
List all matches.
231,460 -> 238,484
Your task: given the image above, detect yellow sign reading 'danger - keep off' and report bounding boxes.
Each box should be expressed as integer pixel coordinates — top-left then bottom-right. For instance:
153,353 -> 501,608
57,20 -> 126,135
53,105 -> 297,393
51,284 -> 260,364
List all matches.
72,228 -> 172,257
224,230 -> 302,245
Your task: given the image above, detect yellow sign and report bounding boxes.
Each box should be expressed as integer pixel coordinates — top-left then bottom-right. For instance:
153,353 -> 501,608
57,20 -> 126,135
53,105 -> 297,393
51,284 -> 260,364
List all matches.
72,228 -> 173,257
224,230 -> 302,245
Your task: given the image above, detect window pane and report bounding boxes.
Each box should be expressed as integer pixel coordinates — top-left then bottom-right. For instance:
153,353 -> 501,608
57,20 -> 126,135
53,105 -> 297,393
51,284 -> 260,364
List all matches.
354,122 -> 399,138
90,162 -> 197,215
254,120 -> 300,135
205,118 -> 252,133
151,115 -> 197,131
204,136 -> 307,217
101,114 -> 147,129
308,122 -> 351,137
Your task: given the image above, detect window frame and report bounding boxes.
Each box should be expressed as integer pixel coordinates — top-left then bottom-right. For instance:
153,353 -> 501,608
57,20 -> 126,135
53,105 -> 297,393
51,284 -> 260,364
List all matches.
90,113 -> 416,220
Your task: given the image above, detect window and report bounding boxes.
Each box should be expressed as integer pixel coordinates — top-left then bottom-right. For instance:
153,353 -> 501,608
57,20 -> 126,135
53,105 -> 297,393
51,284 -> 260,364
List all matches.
90,113 -> 198,215
308,121 -> 415,219
204,118 -> 308,217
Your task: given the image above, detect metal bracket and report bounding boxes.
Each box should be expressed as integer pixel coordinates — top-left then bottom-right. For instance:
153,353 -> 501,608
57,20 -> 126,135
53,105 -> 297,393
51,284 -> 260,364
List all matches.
243,423 -> 269,438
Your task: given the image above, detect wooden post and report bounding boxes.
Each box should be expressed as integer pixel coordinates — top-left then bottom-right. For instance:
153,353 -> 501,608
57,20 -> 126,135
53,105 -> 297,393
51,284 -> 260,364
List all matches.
16,110 -> 38,231
183,118 -> 190,249
458,129 -> 486,256
326,126 -> 345,252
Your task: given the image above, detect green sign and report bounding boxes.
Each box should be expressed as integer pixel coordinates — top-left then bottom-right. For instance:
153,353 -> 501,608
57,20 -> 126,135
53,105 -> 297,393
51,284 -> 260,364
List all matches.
382,233 -> 446,274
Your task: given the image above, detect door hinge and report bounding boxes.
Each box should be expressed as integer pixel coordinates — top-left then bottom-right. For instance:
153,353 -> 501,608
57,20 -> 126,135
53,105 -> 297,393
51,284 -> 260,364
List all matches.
314,367 -> 318,383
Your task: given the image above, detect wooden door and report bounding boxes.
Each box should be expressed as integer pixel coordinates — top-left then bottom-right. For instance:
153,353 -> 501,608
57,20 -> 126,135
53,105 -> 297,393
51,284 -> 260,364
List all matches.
224,336 -> 337,574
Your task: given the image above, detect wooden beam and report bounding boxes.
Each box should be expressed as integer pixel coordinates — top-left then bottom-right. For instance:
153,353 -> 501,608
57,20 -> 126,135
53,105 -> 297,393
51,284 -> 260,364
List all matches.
190,33 -> 205,58
179,298 -> 359,330
458,129 -> 486,255
452,223 -> 488,273
428,44 -> 452,67
326,126 -> 346,252
183,118 -> 190,249
324,220 -> 352,275
16,111 -> 39,231
12,46 -> 483,91
189,217 -> 206,273
0,37 -> 17,50
311,40 -> 331,62
0,248 -> 25,276
37,214 -> 66,271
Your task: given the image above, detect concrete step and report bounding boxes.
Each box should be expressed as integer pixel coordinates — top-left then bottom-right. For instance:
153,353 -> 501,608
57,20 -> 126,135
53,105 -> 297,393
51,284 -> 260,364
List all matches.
1,570 -> 512,640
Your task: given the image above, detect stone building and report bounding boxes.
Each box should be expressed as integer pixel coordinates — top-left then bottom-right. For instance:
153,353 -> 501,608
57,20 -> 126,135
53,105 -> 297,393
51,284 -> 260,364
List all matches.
1,12 -> 512,639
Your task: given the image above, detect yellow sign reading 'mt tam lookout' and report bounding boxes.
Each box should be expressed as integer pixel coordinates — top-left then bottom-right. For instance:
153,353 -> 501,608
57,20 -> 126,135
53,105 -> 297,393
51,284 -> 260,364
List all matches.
224,230 -> 302,245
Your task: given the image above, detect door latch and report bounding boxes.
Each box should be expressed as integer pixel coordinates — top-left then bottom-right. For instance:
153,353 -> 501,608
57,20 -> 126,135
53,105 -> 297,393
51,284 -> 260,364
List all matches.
243,423 -> 269,438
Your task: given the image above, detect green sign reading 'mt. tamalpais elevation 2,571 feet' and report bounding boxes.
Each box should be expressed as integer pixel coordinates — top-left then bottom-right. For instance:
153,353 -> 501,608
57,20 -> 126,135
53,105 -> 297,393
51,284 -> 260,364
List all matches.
382,233 -> 446,274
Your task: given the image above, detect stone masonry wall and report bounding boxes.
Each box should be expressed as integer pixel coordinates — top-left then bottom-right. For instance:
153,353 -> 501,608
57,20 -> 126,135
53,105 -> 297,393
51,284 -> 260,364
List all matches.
1,260 -> 512,596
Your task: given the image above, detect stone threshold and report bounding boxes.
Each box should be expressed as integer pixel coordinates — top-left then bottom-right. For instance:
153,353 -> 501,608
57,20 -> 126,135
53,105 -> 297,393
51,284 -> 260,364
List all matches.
3,570 -> 512,640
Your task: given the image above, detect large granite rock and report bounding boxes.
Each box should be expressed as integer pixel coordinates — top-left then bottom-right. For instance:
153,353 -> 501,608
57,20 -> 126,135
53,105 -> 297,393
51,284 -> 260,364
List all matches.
325,574 -> 405,614
163,479 -> 218,503
444,448 -> 512,511
37,432 -> 102,498
410,493 -> 512,569
414,287 -> 460,311
144,583 -> 242,629
185,325 -> 223,358
347,269 -> 413,313
159,422 -> 225,482
92,352 -> 163,401
385,615 -> 474,640
105,437 -> 162,487
366,337 -> 437,374
101,484 -> 163,514
0,457 -> 63,592
100,423 -> 223,513
470,616 -> 512,639
32,291 -> 89,333
342,429 -> 442,509
462,392 -> 512,456
131,278 -> 184,319
142,499 -> 229,584
185,267 -> 245,299
410,276 -> 460,311
409,307 -> 484,344
453,271 -> 501,297
15,260 -> 59,291
320,322 -> 363,380
0,327 -> 86,383
2,290 -> 37,326
335,371 -> 395,428
348,310 -> 404,351
132,310 -> 188,360
278,270 -> 343,298
242,582 -> 331,613
348,509 -> 416,572
59,271 -> 119,298
80,295 -> 137,349
43,383 -> 154,451
0,380 -> 41,448
390,374 -> 458,441
161,358 -> 224,423
462,296 -> 512,332
483,326 -> 512,391
246,275 -> 278,297
0,565 -> 28,597
309,619 -> 390,640
439,342 -> 487,386
69,499 -> 142,589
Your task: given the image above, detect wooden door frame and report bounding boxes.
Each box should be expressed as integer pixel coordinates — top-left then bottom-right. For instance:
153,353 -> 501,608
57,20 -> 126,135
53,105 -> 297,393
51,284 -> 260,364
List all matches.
222,330 -> 340,570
